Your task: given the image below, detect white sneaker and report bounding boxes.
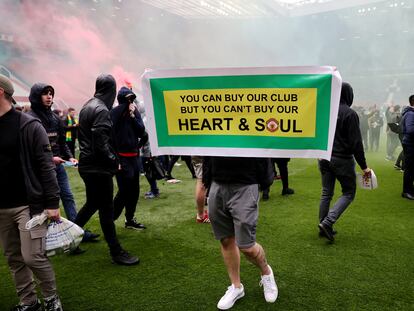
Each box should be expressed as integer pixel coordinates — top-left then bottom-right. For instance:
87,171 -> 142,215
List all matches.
260,265 -> 278,303
217,284 -> 245,310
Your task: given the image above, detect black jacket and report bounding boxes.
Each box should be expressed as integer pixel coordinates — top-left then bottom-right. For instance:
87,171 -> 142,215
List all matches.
19,111 -> 60,215
203,156 -> 274,190
110,87 -> 145,154
331,82 -> 367,170
28,83 -> 73,159
78,74 -> 119,175
401,106 -> 414,147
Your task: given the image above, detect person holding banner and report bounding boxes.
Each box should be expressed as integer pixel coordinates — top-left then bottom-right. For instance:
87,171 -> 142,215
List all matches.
203,156 -> 278,309
318,82 -> 371,241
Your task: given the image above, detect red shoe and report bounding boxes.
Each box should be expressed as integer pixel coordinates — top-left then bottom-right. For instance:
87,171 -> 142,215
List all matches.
196,211 -> 210,223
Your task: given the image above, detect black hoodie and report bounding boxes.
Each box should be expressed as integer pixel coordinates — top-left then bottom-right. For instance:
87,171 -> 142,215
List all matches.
331,82 -> 367,170
110,87 -> 145,154
0,108 -> 59,214
78,74 -> 119,175
94,74 -> 117,110
28,83 -> 73,159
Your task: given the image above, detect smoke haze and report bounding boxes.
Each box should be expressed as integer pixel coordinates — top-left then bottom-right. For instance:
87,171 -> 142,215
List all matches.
0,0 -> 412,108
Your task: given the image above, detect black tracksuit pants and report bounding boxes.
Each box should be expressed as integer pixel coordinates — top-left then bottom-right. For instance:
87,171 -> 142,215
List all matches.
263,158 -> 290,196
114,156 -> 140,222
274,158 -> 289,190
166,155 -> 195,178
76,173 -> 122,256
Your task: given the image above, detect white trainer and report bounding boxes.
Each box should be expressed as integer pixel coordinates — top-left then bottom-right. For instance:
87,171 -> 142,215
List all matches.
217,284 -> 245,310
260,265 -> 278,303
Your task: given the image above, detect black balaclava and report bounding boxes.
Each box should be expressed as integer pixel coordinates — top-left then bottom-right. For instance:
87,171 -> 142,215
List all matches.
94,74 -> 117,110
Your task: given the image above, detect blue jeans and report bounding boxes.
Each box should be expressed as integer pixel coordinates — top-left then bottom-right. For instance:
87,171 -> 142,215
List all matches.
148,179 -> 159,195
318,157 -> 356,227
55,164 -> 78,222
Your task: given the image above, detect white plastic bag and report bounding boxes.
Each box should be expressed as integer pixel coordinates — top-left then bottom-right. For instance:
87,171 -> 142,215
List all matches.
26,212 -> 84,257
357,169 -> 378,190
26,212 -> 48,229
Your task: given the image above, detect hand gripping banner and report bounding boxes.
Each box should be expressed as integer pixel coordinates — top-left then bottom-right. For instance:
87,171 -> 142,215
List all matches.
142,66 -> 342,159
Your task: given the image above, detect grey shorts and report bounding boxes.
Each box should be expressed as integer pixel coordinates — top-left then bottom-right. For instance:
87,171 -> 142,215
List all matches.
208,182 -> 259,249
191,156 -> 203,179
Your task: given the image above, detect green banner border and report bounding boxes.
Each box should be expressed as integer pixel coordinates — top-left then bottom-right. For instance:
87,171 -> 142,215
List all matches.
150,74 -> 332,150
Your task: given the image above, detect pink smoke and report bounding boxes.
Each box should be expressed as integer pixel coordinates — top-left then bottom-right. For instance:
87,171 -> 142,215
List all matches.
111,65 -> 140,92
2,1 -> 146,110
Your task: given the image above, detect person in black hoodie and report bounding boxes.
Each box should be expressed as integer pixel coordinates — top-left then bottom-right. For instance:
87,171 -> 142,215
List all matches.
400,95 -> 414,200
28,83 -> 98,244
75,74 -> 139,265
203,157 -> 278,309
318,82 -> 371,241
0,75 -> 63,311
28,84 -> 78,219
111,87 -> 146,229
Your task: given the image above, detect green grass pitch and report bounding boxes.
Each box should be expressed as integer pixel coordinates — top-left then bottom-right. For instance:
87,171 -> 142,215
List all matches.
0,147 -> 413,310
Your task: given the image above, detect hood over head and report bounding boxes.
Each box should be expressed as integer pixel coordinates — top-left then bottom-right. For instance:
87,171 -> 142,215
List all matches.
29,83 -> 55,112
117,86 -> 136,106
402,105 -> 414,116
94,74 -> 117,110
340,82 -> 354,107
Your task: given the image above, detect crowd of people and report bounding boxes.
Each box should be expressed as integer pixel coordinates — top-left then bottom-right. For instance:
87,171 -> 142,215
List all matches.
0,72 -> 413,311
354,103 -> 403,163
354,98 -> 414,201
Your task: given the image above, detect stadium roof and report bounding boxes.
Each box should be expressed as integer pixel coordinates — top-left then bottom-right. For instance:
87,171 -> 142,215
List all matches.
139,0 -> 389,18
